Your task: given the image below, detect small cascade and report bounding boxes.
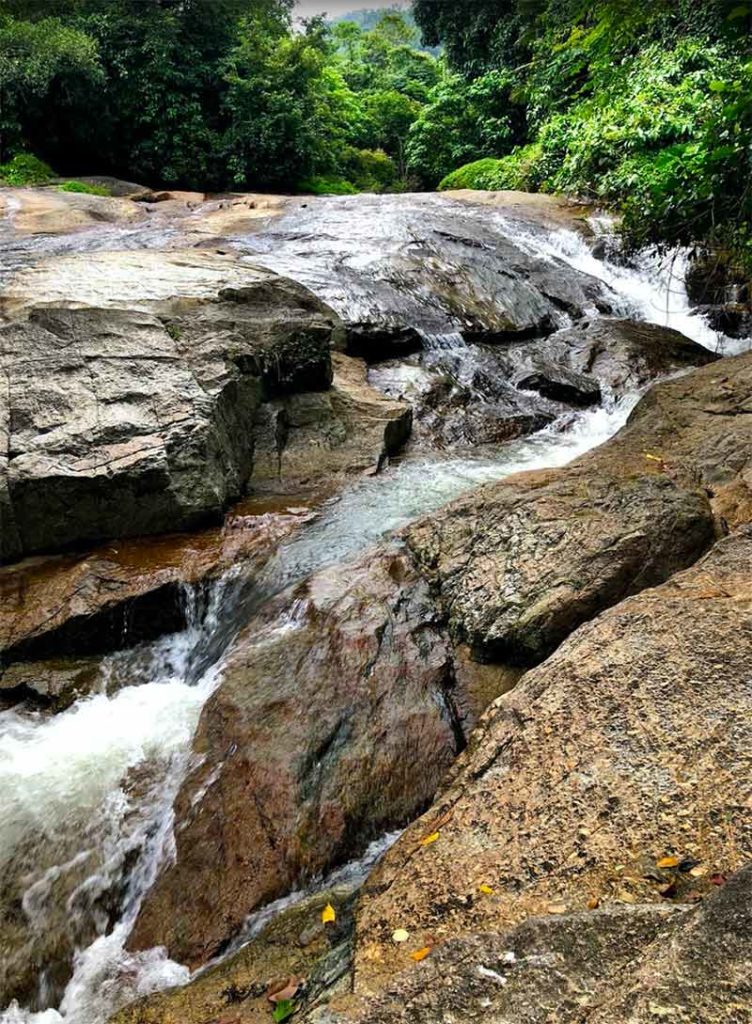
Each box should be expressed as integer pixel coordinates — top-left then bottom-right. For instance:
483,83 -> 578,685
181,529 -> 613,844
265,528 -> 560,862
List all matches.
418,329 -> 467,351
486,209 -> 750,355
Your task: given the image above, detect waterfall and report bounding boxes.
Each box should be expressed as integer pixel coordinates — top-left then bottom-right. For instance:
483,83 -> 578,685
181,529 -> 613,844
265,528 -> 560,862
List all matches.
0,191 -> 742,1024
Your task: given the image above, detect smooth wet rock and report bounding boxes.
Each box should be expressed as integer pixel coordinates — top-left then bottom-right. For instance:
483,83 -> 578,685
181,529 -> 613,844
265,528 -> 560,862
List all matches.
350,529 -> 752,998
0,278 -> 339,561
130,544 -> 464,967
444,189 -> 595,235
368,319 -> 715,451
251,353 -> 412,491
0,249 -> 292,317
0,504 -> 312,1010
0,656 -> 102,711
241,193 -> 615,357
368,344 -> 559,450
0,186 -> 146,236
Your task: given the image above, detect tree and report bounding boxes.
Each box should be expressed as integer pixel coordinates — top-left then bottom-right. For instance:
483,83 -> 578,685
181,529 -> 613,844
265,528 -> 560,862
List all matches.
0,11 -> 100,160
223,17 -> 360,190
406,69 -> 520,186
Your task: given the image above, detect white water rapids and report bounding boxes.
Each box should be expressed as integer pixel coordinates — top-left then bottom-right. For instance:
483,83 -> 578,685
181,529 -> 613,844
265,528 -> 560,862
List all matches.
0,192 -> 746,1024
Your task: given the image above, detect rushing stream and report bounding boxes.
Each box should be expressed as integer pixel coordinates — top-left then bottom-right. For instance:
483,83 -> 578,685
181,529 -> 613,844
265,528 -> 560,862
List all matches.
0,191 -> 745,1024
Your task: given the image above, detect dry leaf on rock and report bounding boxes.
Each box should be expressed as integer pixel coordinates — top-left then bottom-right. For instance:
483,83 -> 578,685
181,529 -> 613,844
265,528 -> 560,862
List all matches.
410,947 -> 432,962
656,856 -> 681,869
267,976 -> 304,1003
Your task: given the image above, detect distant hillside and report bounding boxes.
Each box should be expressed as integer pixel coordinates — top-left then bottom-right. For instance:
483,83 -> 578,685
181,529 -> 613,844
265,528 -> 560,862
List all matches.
333,6 -> 441,53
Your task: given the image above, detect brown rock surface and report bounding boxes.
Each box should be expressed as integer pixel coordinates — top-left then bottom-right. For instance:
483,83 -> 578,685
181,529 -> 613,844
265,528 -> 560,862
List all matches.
308,866 -> 752,1024
407,467 -> 714,664
129,544 -> 464,967
350,528 -> 752,997
128,351 -> 752,985
0,187 -> 146,235
112,885 -> 359,1024
406,351 -> 752,663
0,503 -> 311,688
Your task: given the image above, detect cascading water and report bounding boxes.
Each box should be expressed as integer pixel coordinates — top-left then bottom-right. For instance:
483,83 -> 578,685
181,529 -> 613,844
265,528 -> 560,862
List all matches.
0,190 -> 741,1024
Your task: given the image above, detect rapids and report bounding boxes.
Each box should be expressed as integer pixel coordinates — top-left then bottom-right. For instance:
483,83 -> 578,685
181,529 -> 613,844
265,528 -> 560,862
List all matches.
0,190 -> 745,1024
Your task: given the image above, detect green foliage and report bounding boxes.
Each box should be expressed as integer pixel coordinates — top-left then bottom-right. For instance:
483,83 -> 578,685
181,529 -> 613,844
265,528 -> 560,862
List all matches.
57,179 -> 110,194
0,11 -> 100,159
439,144 -> 543,191
341,147 -> 399,191
272,999 -> 296,1023
0,151 -> 51,184
2,3 -> 439,193
406,70 -> 519,186
298,175 -> 358,195
425,0 -> 752,267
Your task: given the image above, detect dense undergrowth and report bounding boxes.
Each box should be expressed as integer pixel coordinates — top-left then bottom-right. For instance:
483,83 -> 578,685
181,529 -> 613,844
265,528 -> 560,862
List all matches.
421,1 -> 752,275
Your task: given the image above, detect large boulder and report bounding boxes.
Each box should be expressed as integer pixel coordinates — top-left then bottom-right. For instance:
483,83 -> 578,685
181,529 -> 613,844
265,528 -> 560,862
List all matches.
128,351 -> 752,982
350,529 -> 752,999
129,544 -> 464,967
498,317 -> 720,397
405,350 -> 752,663
0,277 -> 340,561
304,866 -> 752,1024
407,467 -> 715,664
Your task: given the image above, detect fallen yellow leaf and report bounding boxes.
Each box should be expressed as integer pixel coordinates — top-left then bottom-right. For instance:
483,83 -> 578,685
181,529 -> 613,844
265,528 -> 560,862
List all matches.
478,885 -> 494,895
321,903 -> 336,924
644,453 -> 663,463
421,832 -> 440,846
410,947 -> 432,962
657,857 -> 680,869
392,929 -> 410,944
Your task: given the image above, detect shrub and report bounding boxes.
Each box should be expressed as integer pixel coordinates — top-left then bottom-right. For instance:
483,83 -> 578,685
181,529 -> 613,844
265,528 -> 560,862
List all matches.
439,157 -> 503,190
439,144 -> 543,192
58,180 -> 111,195
0,153 -> 53,186
341,147 -> 399,191
297,176 -> 359,195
